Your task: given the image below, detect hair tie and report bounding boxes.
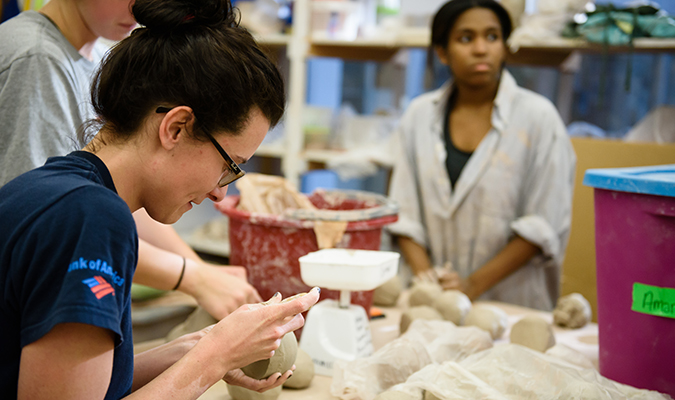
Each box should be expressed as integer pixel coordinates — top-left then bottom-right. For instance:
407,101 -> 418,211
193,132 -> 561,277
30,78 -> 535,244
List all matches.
173,257 -> 186,290
183,14 -> 195,22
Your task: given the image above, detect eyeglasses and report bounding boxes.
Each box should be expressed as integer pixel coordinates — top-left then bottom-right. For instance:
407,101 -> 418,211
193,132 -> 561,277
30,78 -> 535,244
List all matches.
156,106 -> 245,187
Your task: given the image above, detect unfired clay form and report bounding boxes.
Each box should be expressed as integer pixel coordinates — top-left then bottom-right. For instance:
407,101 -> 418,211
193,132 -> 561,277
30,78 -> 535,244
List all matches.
424,390 -> 442,400
553,293 -> 592,329
166,307 -> 217,342
373,275 -> 402,307
431,290 -> 472,325
282,347 -> 314,389
374,391 -> 418,400
463,304 -> 508,340
408,282 -> 443,307
509,315 -> 556,352
242,332 -> 298,380
227,383 -> 282,400
399,305 -> 443,334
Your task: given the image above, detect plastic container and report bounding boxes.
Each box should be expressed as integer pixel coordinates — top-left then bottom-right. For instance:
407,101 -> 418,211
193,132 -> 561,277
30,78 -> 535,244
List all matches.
298,249 -> 399,291
583,164 -> 675,397
215,189 -> 398,324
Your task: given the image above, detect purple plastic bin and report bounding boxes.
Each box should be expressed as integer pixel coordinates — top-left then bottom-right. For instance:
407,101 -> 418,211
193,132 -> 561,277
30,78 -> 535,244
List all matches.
584,165 -> 675,397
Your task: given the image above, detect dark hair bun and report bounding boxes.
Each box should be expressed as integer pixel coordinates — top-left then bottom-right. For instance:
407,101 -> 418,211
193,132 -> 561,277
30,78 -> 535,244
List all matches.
132,0 -> 238,32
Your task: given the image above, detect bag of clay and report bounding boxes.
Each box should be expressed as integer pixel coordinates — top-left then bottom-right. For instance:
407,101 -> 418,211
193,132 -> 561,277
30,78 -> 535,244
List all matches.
544,343 -> 596,370
331,336 -> 431,400
377,362 -> 510,400
379,344 -> 672,400
459,344 -> 672,400
330,319 -> 493,400
399,319 -> 493,364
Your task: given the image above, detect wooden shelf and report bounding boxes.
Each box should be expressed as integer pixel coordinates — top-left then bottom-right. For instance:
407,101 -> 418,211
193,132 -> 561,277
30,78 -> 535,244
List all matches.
309,32 -> 428,61
512,37 -> 675,52
301,148 -> 394,168
252,146 -> 346,165
301,148 -> 347,164
508,37 -> 675,66
308,35 -> 675,65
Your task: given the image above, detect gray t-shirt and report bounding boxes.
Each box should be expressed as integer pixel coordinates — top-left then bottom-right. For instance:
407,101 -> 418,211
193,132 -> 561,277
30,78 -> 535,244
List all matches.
0,11 -> 108,187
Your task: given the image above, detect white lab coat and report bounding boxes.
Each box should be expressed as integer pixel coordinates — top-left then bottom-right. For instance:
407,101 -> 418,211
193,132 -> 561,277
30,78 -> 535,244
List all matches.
387,71 -> 576,311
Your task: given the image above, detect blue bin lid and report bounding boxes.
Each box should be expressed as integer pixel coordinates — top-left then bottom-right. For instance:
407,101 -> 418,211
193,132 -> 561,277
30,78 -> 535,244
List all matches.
583,164 -> 675,197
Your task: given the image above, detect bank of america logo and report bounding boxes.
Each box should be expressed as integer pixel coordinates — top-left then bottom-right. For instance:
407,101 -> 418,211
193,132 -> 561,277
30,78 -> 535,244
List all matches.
82,276 -> 115,299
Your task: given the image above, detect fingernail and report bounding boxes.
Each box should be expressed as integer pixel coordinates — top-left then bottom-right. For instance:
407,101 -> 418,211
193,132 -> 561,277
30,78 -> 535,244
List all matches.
275,373 -> 283,380
314,286 -> 321,294
273,292 -> 281,298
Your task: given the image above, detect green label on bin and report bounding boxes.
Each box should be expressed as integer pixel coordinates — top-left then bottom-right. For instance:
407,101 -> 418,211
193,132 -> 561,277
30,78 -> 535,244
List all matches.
632,283 -> 675,319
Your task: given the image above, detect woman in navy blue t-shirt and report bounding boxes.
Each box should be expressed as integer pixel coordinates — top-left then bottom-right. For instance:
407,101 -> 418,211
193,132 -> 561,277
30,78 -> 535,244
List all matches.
0,0 -> 320,398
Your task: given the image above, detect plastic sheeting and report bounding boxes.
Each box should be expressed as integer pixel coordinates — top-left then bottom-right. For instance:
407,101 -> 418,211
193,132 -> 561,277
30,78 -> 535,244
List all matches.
331,320 -> 493,400
624,106 -> 675,144
332,319 -> 672,400
376,345 -> 673,400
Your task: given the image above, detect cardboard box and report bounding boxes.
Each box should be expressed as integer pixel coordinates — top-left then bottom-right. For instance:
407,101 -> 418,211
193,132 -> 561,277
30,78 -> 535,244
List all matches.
562,137 -> 675,321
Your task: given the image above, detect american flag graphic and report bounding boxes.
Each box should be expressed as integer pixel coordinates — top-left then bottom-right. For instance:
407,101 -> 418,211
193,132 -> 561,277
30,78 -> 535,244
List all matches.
82,276 -> 115,299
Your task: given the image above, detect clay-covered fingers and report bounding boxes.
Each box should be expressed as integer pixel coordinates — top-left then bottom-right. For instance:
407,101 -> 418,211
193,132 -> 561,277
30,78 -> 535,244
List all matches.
222,368 -> 293,392
279,286 -> 320,316
275,313 -> 305,337
257,292 -> 282,307
253,288 -> 319,311
269,287 -> 320,335
196,324 -> 215,337
255,369 -> 293,392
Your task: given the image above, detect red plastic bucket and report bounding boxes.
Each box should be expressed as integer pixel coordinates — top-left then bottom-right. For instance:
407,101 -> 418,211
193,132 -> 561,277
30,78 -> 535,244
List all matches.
215,190 -> 398,327
585,166 -> 675,397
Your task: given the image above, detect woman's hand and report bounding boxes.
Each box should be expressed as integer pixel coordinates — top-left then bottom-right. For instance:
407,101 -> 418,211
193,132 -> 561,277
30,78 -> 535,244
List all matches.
196,287 -> 321,374
223,367 -> 294,392
437,270 -> 462,291
183,261 -> 263,320
438,272 -> 480,300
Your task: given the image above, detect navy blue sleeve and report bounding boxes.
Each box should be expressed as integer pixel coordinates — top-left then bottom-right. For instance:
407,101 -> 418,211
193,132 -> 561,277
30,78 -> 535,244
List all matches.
18,186 -> 137,348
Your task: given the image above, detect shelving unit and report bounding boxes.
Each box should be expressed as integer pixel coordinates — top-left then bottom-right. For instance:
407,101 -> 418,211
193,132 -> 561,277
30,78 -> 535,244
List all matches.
253,3 -> 675,188
310,36 -> 675,64
179,4 -> 675,259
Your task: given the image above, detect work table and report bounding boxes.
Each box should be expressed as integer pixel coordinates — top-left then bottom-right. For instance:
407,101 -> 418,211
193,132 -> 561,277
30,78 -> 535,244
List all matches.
203,301 -> 598,399
133,292 -> 598,399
